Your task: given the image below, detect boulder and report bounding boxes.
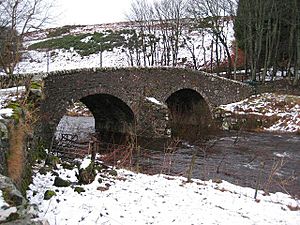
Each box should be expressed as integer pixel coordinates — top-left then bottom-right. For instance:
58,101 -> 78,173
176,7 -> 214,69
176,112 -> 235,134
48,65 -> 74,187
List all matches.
0,174 -> 49,225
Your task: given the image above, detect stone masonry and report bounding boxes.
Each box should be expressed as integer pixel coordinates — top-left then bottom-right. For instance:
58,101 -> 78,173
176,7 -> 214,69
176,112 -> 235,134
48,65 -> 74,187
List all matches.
36,67 -> 253,147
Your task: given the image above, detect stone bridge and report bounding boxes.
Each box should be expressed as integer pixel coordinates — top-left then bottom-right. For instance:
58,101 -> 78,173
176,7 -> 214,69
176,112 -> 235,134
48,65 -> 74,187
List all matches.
37,67 -> 253,148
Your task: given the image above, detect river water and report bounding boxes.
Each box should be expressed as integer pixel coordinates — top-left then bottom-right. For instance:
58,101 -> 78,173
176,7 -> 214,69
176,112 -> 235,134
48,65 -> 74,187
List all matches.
55,116 -> 300,198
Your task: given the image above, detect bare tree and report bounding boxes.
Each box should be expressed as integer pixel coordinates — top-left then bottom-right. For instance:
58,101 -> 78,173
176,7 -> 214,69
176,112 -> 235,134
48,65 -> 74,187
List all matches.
188,0 -> 237,77
154,0 -> 187,66
182,33 -> 198,69
127,0 -> 187,67
127,0 -> 158,66
0,0 -> 55,76
295,19 -> 300,85
291,0 -> 300,86
235,0 -> 266,82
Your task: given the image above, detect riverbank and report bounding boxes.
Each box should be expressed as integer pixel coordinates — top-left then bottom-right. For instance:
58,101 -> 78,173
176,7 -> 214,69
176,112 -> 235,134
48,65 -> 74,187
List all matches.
217,93 -> 300,133
26,157 -> 299,225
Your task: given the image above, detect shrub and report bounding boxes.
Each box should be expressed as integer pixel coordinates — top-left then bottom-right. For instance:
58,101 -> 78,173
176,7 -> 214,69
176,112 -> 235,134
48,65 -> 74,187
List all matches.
47,26 -> 73,38
28,29 -> 132,57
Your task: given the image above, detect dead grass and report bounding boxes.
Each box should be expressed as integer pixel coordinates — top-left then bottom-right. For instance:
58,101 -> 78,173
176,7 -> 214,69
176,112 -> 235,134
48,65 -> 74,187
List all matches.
7,121 -> 27,186
101,144 -> 134,167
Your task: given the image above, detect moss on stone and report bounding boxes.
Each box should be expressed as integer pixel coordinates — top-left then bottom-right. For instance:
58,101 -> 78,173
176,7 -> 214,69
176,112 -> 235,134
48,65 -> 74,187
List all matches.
108,169 -> 118,176
44,190 -> 56,200
38,166 -> 51,175
30,81 -> 42,90
5,212 -> 20,222
76,162 -> 96,185
45,154 -> 60,167
74,186 -> 85,194
53,176 -> 70,187
6,102 -> 24,124
61,162 -> 75,170
1,188 -> 23,207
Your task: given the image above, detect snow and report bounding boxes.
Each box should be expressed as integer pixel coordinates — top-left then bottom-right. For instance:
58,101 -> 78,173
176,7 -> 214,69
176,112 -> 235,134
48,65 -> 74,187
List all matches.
0,87 -> 26,117
80,157 -> 92,170
27,161 -> 300,225
0,190 -> 17,222
219,93 -> 300,133
0,86 -> 26,95
0,86 -> 26,119
7,20 -> 235,75
146,97 -> 164,106
273,152 -> 291,159
15,48 -> 129,74
0,108 -> 13,119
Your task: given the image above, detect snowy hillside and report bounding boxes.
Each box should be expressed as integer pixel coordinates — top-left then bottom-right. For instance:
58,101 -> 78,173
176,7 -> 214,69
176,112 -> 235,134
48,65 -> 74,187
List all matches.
13,21 -> 234,74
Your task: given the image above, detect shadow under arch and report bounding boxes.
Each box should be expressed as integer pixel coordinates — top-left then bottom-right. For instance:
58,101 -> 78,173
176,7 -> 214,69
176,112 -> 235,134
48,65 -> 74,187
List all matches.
79,93 -> 135,144
165,88 -> 214,141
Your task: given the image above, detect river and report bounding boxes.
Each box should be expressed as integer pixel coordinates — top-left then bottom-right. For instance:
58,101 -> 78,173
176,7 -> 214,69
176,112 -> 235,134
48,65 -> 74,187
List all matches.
55,116 -> 300,198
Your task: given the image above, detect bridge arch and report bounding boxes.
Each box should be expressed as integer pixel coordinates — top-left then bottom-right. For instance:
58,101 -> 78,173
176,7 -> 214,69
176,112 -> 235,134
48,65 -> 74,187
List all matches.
165,88 -> 214,140
40,82 -> 137,148
80,93 -> 135,143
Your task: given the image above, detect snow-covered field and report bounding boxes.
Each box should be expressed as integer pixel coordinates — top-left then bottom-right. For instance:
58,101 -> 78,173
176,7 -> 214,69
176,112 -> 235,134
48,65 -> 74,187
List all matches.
26,157 -> 300,225
15,48 -> 129,74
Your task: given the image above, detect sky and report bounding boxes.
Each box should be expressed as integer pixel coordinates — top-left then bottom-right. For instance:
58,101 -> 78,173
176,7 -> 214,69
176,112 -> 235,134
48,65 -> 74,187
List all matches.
51,0 -> 149,27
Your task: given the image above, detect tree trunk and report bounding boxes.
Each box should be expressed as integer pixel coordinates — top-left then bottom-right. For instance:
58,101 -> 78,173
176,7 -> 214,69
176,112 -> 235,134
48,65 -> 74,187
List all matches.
293,0 -> 300,86
233,41 -> 238,80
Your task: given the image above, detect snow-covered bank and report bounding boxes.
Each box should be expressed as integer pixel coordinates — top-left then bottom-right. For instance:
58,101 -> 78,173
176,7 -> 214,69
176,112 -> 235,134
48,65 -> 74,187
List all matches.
27,160 -> 299,225
219,93 -> 300,133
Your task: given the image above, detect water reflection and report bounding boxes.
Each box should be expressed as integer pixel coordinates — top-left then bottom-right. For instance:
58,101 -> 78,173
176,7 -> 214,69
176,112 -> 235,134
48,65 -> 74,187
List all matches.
55,116 -> 95,141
